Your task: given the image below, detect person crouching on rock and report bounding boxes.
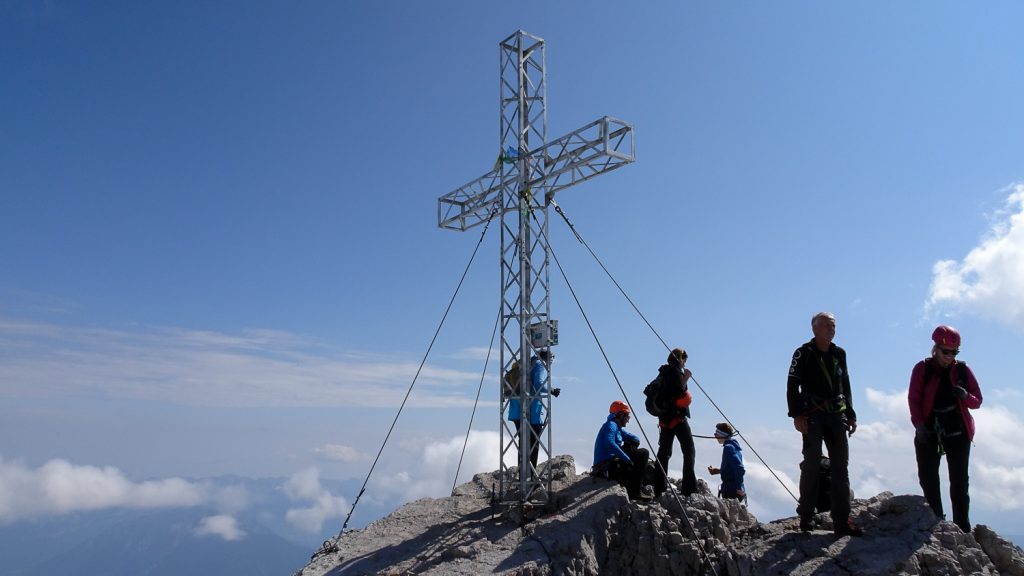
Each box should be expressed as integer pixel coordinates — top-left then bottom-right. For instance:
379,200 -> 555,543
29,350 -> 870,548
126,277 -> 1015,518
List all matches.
707,422 -> 746,502
592,401 -> 654,500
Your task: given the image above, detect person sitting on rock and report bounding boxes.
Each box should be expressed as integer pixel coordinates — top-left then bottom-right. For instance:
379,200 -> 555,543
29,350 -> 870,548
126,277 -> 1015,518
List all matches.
592,401 -> 654,500
707,422 -> 746,502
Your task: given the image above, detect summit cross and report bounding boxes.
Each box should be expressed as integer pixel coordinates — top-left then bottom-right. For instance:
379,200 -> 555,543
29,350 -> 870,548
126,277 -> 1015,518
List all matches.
437,30 -> 635,506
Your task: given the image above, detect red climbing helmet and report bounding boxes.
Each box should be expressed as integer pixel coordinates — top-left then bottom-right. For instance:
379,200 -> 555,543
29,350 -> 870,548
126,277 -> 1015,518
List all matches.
609,400 -> 631,414
931,325 -> 961,348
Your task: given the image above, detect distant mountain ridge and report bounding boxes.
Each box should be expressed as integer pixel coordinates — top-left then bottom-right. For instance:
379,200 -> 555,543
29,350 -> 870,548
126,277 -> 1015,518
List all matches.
298,455 -> 1024,576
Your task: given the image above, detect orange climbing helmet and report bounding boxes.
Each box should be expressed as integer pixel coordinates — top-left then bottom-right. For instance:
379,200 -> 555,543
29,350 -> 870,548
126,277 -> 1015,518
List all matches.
609,400 -> 631,414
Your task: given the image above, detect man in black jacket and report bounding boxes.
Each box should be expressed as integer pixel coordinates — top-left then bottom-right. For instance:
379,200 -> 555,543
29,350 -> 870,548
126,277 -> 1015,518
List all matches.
787,312 -> 862,537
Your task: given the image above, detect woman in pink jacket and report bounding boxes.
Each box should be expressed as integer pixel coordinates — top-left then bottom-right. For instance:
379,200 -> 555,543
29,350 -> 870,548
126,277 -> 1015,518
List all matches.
908,325 -> 983,533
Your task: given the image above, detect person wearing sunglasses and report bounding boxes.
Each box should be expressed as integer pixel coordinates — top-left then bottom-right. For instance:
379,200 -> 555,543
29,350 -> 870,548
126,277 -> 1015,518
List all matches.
908,325 -> 983,533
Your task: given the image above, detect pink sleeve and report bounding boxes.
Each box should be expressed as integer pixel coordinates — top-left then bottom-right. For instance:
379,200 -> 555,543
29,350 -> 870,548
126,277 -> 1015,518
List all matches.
908,361 -> 927,427
963,364 -> 983,410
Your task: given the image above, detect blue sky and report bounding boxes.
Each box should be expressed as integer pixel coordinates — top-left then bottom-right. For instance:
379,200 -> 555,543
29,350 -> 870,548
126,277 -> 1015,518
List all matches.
2,1 -> 1024,541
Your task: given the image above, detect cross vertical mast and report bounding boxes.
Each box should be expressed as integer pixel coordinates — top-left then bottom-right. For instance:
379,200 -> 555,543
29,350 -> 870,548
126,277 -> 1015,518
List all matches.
501,31 -> 550,503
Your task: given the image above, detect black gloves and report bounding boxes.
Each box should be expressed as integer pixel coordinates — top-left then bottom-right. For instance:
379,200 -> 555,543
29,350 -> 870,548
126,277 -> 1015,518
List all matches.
551,388 -> 561,397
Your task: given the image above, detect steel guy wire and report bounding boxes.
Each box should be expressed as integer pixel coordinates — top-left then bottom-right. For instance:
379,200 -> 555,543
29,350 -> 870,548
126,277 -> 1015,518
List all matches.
551,201 -> 798,505
451,307 -> 501,496
538,217 -> 720,576
333,208 -> 498,540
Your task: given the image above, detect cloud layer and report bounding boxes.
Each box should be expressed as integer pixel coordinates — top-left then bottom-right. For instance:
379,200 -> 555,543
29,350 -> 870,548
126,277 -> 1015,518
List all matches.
314,444 -> 367,463
0,458 -> 203,523
375,430 -> 501,503
928,183 -> 1024,327
0,319 -> 483,408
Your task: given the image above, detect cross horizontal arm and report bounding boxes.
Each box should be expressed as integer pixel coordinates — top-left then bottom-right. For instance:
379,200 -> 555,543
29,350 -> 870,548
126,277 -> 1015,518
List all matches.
437,116 -> 635,232
526,116 -> 635,201
437,168 -> 515,232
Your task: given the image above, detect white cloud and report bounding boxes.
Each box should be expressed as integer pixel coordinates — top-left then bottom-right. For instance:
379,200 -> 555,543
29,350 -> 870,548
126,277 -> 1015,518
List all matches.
973,406 -> 1024,465
974,463 -> 1024,509
0,458 -> 204,522
283,467 -> 348,534
989,388 -> 1023,401
449,346 -> 496,361
851,419 -> 906,443
864,387 -> 908,420
195,514 -> 246,541
740,463 -> 799,522
376,430 -> 501,502
0,319 -> 483,408
314,444 -> 366,463
927,183 -> 1024,327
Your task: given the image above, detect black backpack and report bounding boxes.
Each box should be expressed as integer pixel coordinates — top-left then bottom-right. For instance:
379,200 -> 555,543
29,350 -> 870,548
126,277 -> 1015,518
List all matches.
923,357 -> 969,384
643,375 -> 670,418
815,456 -> 832,513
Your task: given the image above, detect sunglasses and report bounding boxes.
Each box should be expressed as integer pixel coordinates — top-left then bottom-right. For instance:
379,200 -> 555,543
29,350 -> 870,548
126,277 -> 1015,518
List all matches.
938,347 -> 959,357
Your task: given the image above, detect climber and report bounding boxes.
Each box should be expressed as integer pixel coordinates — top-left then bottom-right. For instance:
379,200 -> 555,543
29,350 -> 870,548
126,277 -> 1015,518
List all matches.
908,325 -> 983,533
654,347 -> 697,497
787,311 -> 863,537
707,422 -> 746,502
507,349 -> 560,474
592,401 -> 654,500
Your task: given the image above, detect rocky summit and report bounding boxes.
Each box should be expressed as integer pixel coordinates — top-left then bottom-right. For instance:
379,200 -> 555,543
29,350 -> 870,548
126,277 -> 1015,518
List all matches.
297,455 -> 1024,576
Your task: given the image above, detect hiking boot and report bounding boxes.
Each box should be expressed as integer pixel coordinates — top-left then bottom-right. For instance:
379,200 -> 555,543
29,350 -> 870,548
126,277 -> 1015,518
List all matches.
799,518 -> 814,532
639,485 -> 655,500
833,518 -> 864,537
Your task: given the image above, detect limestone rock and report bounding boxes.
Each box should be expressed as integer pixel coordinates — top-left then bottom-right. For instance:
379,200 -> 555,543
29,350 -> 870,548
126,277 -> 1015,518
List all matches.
297,456 -> 1024,576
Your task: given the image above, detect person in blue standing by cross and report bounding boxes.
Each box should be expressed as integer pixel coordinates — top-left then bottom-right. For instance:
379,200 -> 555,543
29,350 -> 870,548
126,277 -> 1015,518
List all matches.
507,349 -> 560,473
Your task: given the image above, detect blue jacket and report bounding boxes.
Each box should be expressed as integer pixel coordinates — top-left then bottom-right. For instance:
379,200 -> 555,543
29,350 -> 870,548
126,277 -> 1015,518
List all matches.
719,438 -> 745,494
593,413 -> 640,467
507,356 -> 549,425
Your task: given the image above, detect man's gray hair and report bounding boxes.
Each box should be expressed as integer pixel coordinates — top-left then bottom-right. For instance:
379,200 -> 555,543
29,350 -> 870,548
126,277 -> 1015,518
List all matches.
811,311 -> 836,327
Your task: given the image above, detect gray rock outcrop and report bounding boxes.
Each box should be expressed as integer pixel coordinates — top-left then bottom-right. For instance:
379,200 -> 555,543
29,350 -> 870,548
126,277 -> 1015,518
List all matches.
297,455 -> 1023,576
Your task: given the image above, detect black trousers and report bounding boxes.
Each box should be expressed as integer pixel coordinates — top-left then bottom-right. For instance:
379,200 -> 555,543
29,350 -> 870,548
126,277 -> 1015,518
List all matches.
657,418 -> 697,495
607,444 -> 650,497
915,430 -> 971,532
797,412 -> 851,523
514,420 -> 544,472
719,487 -> 744,501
